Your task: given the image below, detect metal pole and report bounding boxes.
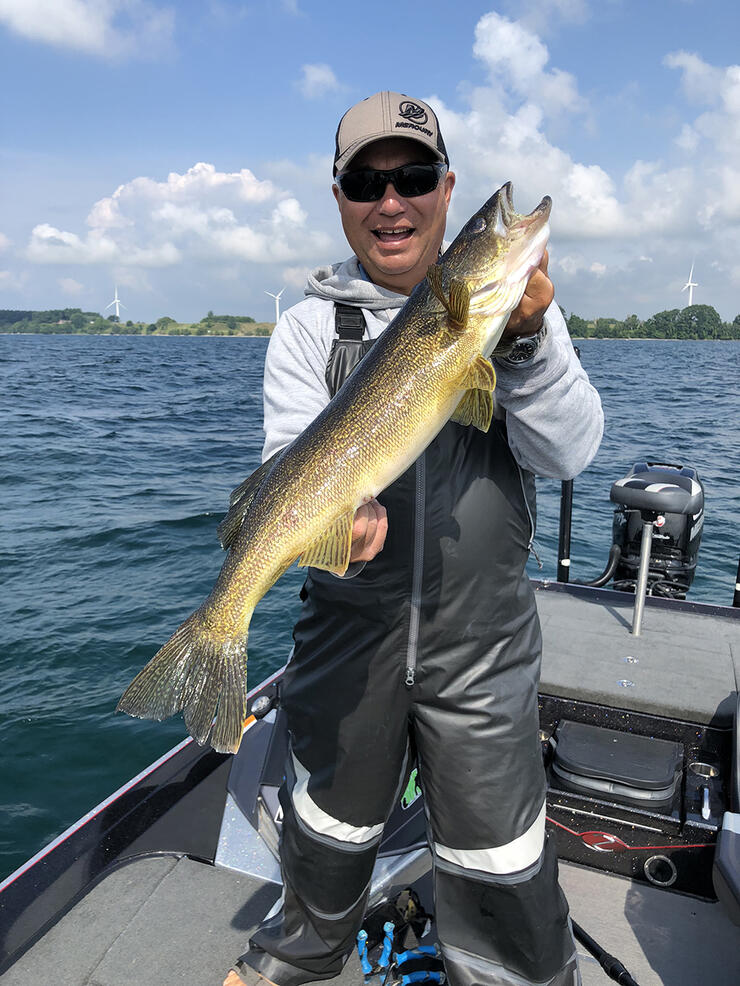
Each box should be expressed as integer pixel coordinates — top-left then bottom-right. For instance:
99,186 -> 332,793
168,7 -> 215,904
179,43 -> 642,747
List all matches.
733,557 -> 740,608
557,479 -> 573,583
632,520 -> 654,636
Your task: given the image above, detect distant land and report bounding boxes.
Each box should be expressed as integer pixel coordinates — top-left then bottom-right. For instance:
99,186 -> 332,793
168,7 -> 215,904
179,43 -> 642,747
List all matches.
0,309 -> 274,337
1,304 -> 739,340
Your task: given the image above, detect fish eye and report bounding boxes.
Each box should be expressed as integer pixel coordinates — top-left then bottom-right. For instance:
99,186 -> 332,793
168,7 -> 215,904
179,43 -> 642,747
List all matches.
470,216 -> 486,234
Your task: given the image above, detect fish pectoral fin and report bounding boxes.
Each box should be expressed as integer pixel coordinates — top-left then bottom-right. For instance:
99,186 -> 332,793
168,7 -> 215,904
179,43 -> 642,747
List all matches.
451,387 -> 494,432
451,356 -> 496,430
460,354 -> 496,392
426,266 -> 470,331
218,448 -> 283,550
298,512 -> 354,575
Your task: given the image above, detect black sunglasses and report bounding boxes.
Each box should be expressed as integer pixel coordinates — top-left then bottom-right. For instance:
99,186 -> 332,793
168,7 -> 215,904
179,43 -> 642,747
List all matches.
336,162 -> 447,203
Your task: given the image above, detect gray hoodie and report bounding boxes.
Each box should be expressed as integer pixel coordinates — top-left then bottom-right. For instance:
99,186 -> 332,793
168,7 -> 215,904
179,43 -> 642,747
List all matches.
262,256 -> 603,479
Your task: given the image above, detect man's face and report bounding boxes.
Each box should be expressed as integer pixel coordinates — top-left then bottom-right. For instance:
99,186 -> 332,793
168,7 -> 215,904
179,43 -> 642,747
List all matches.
332,138 -> 455,296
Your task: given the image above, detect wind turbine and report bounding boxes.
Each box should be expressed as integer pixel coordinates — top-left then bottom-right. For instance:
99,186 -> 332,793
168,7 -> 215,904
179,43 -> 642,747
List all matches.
265,288 -> 285,323
105,285 -> 127,321
681,264 -> 698,307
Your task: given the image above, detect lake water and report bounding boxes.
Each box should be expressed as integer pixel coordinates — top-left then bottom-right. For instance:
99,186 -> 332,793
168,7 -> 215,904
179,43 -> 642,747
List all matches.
1,334 -> 738,880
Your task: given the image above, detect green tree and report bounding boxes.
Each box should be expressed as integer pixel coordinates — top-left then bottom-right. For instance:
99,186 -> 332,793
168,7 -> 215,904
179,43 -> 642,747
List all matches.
566,313 -> 589,337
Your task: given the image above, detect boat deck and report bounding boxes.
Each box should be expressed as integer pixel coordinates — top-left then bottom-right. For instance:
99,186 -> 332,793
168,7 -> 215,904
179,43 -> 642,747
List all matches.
5,853 -> 740,986
536,584 -> 739,726
5,586 -> 738,984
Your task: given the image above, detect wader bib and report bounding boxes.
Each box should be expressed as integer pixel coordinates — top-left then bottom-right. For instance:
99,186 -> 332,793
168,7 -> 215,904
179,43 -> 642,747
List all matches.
242,305 -> 580,986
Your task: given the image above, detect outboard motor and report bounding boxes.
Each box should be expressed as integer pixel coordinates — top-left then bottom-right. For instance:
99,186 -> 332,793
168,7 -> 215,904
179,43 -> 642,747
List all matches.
608,461 -> 704,636
610,461 -> 705,600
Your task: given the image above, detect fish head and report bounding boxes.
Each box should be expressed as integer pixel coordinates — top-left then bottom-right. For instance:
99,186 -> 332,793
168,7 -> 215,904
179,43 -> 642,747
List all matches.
438,183 -> 552,353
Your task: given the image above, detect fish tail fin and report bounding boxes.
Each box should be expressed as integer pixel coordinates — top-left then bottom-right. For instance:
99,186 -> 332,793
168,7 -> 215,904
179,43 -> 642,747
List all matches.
117,610 -> 252,754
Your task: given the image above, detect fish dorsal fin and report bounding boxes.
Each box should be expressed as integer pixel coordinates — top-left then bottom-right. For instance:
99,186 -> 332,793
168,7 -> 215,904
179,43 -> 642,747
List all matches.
217,448 -> 283,550
298,512 -> 354,575
451,356 -> 497,432
426,266 -> 470,330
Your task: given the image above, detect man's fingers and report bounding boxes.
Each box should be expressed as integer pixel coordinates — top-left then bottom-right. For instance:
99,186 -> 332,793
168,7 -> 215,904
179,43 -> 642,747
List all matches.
503,252 -> 554,339
350,499 -> 388,562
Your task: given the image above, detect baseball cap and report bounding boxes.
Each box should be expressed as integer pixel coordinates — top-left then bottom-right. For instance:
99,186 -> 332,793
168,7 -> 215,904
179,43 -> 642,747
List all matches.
333,91 -> 449,175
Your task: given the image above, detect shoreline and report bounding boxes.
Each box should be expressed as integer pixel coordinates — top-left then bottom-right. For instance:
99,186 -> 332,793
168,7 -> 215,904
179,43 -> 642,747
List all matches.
0,330 -> 274,338
3,332 -> 736,342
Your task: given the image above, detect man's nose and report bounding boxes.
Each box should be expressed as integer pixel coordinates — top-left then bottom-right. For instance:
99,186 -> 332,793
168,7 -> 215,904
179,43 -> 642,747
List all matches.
377,182 -> 405,212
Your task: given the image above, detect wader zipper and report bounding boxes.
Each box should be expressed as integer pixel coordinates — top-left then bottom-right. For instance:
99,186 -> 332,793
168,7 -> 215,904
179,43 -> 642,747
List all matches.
405,454 -> 426,687
516,463 -> 542,569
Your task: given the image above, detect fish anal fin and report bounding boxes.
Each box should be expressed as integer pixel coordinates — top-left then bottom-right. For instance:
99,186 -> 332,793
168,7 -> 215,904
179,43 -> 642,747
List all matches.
298,513 -> 353,575
218,448 -> 283,550
426,267 -> 470,331
460,354 -> 496,392
451,388 -> 494,432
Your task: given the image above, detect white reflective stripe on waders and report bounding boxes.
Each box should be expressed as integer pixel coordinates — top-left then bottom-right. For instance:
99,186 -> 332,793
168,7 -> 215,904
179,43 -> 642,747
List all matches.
291,751 -> 385,845
435,801 -> 546,875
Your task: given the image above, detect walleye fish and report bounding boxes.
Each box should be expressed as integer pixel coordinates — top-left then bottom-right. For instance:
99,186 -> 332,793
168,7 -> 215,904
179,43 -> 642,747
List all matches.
118,183 -> 551,753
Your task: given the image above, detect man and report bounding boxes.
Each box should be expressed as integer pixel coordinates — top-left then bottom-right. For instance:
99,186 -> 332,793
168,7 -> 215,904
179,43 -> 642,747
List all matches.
226,91 -> 602,986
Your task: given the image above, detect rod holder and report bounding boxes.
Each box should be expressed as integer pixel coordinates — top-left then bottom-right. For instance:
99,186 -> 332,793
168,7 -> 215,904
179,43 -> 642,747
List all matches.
631,517 -> 656,636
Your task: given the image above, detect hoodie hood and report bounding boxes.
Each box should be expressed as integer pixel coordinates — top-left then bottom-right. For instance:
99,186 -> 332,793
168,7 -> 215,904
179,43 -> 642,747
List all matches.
304,256 -> 407,311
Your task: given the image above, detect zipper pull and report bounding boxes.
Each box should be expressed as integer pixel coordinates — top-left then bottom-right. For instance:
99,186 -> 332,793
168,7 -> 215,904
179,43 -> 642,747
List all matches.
529,539 -> 544,570
405,667 -> 416,687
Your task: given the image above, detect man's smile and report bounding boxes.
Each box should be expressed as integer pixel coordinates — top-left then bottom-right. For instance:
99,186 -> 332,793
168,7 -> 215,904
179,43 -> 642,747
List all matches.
372,227 -> 415,243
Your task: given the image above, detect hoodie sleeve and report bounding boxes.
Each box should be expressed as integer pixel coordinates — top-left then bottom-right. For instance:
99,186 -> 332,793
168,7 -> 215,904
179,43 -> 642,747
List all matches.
262,306 -> 332,462
493,301 -> 604,480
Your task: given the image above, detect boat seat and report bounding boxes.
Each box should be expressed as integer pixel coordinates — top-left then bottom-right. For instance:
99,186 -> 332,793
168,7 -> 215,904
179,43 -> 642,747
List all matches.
610,462 -> 703,516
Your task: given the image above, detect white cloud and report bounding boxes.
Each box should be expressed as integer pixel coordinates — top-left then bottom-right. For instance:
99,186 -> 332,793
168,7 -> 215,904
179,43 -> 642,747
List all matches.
297,63 -> 344,100
0,269 -> 26,290
0,0 -> 174,58
432,18 -> 740,260
0,232 -> 10,251
675,123 -> 699,152
505,0 -> 591,33
472,12 -> 586,116
553,254 -> 607,277
59,276 -> 84,295
26,161 -> 333,270
282,265 -> 311,289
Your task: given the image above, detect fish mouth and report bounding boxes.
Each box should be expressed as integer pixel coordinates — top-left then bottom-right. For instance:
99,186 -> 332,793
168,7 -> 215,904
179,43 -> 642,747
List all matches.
465,185 -> 551,298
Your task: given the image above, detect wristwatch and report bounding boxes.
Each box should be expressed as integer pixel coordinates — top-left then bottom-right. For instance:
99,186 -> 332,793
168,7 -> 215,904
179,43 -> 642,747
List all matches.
497,320 -> 548,367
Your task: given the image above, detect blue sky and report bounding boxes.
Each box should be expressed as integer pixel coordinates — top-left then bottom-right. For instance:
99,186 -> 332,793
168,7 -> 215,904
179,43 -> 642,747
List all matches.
1,0 -> 739,322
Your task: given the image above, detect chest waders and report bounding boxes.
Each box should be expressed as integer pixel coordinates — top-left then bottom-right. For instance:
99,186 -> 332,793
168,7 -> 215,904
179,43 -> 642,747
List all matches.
239,305 -> 580,986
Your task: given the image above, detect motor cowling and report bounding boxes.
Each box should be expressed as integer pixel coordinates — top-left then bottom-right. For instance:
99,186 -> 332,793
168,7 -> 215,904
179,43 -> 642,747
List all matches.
610,462 -> 705,599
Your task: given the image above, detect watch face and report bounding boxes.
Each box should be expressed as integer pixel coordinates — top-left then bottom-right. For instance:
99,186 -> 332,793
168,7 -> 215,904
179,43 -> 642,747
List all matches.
508,339 -> 538,362
501,323 -> 547,364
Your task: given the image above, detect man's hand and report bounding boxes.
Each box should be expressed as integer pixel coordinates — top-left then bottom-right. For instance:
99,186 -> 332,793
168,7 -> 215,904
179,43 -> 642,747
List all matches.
502,250 -> 554,340
349,499 -> 388,563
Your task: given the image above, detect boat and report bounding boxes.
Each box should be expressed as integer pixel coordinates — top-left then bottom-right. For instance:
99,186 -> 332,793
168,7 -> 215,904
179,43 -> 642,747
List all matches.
1,461 -> 738,986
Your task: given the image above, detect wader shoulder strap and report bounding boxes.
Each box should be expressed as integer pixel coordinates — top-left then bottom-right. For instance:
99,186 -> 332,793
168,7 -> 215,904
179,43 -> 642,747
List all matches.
325,303 -> 376,398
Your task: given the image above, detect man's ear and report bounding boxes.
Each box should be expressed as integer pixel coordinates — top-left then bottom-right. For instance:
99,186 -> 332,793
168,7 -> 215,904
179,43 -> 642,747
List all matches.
332,184 -> 340,207
443,171 -> 456,208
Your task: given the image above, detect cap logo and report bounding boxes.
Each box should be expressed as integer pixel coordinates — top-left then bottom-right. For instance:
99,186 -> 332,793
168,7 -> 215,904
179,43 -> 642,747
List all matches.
398,101 -> 428,126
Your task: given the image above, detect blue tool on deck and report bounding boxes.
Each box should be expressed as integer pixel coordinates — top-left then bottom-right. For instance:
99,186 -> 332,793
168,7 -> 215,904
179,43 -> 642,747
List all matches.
356,930 -> 373,981
378,921 -> 395,968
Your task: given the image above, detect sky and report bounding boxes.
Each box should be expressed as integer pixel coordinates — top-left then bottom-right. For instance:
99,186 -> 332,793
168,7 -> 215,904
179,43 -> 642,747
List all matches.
1,0 -> 739,324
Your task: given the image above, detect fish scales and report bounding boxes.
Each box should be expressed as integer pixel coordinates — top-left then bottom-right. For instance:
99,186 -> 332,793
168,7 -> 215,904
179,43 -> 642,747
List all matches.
118,183 -> 552,753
